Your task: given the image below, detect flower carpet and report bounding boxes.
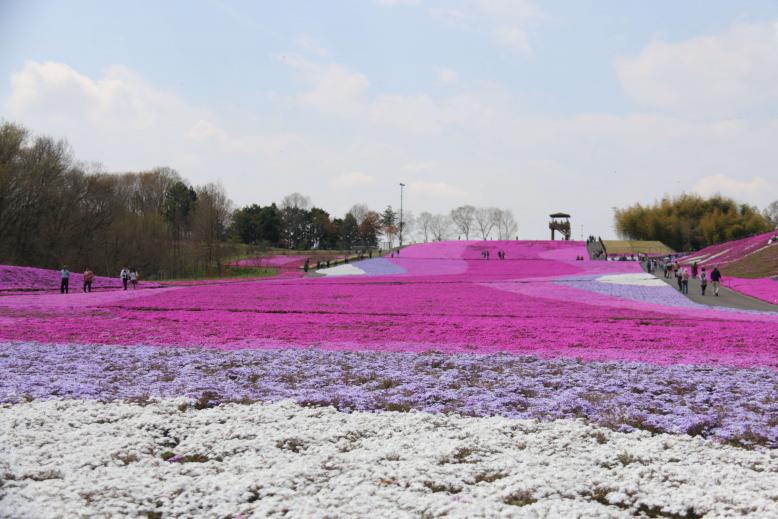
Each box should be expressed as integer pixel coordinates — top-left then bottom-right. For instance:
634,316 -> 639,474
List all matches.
0,265 -> 158,293
2,240 -> 778,517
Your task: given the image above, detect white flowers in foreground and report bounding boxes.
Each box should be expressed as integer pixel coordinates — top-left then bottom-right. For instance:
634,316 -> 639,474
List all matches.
2,400 -> 778,518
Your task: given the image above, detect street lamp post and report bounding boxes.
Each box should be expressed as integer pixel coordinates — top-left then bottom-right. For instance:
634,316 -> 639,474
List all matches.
399,182 -> 405,249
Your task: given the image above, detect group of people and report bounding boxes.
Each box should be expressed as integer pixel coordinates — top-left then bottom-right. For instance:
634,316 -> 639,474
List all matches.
661,260 -> 722,296
59,266 -> 96,294
119,267 -> 139,290
480,250 -> 507,260
60,265 -> 139,294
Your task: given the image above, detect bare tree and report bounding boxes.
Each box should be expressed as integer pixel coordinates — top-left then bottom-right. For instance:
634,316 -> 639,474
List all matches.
495,208 -> 518,239
765,200 -> 778,227
401,210 -> 416,243
429,214 -> 450,242
348,203 -> 369,225
280,192 -> 312,210
474,207 -> 499,239
450,205 -> 476,240
417,211 -> 433,242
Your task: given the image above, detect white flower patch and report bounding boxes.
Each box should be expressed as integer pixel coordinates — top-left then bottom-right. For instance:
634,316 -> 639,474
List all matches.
315,264 -> 366,277
685,248 -> 730,266
2,399 -> 778,518
596,273 -> 667,287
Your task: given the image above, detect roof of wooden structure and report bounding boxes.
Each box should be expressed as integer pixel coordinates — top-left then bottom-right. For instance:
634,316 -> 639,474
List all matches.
549,212 -> 571,218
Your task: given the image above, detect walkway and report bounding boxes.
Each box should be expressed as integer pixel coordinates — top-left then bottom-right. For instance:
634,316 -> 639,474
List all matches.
652,269 -> 778,313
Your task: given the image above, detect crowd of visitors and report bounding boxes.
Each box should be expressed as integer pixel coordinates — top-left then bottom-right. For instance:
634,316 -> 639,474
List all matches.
481,250 -> 508,260
656,259 -> 722,297
59,266 -> 139,294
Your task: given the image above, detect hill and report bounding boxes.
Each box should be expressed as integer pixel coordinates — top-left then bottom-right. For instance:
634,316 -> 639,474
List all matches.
681,230 -> 778,278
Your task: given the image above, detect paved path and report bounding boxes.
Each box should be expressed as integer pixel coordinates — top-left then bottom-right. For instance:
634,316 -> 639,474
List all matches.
652,270 -> 778,313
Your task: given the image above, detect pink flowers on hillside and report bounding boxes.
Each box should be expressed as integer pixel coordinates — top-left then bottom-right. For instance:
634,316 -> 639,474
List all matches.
682,231 -> 778,269
1,240 -> 777,368
0,265 -> 158,292
723,277 -> 778,305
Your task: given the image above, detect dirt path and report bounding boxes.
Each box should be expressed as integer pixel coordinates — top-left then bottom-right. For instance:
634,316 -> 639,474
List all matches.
653,270 -> 778,312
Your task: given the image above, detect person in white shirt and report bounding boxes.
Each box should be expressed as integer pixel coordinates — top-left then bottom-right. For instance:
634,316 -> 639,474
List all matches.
120,267 -> 129,290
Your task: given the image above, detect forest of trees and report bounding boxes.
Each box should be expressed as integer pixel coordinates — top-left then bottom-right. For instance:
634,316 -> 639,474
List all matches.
614,194 -> 776,252
0,123 -> 526,279
0,122 -> 483,278
0,122 -> 237,278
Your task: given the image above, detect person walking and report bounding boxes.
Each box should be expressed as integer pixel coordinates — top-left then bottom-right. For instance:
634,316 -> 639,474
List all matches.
83,267 -> 94,293
691,262 -> 699,279
711,266 -> 722,296
60,266 -> 70,294
681,268 -> 690,294
129,268 -> 139,289
700,267 -> 708,296
120,267 -> 129,290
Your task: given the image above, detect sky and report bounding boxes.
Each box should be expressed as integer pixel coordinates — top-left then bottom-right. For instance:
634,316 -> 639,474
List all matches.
2,0 -> 778,239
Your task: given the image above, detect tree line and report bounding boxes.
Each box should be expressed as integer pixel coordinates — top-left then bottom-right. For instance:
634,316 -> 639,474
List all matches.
0,122 -> 237,278
614,194 -> 777,252
0,122 -> 524,278
232,202 -> 520,249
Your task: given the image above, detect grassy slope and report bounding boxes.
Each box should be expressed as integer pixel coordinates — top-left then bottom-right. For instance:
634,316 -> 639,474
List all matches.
157,267 -> 278,282
602,240 -> 674,255
721,245 -> 778,278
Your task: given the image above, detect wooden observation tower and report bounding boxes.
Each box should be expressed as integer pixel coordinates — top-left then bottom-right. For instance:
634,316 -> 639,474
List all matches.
549,213 -> 571,240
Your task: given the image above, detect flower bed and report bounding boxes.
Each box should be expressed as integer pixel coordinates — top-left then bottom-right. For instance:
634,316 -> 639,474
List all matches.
1,241 -> 777,368
2,399 -> 777,518
0,265 -> 158,292
4,342 -> 778,446
3,239 -> 778,515
724,277 -> 778,305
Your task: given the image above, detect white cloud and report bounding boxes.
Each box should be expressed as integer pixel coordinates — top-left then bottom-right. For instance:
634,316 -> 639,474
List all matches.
476,0 -> 540,20
409,181 -> 469,199
330,172 -> 375,188
693,175 -> 775,205
7,61 -> 185,131
187,120 -> 229,144
618,21 -> 778,116
428,0 -> 540,53
402,160 -> 438,173
376,0 -> 420,5
495,26 -> 531,54
294,36 -> 330,57
428,7 -> 470,29
435,66 -> 458,85
277,54 -> 369,115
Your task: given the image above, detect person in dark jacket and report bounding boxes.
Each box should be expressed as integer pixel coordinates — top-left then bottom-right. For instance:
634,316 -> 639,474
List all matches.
700,267 -> 708,296
710,266 -> 722,296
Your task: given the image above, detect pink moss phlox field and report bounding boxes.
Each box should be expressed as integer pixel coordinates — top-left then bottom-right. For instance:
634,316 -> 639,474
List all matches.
682,231 -> 778,268
723,277 -> 778,305
0,265 -> 158,292
1,240 -> 778,368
